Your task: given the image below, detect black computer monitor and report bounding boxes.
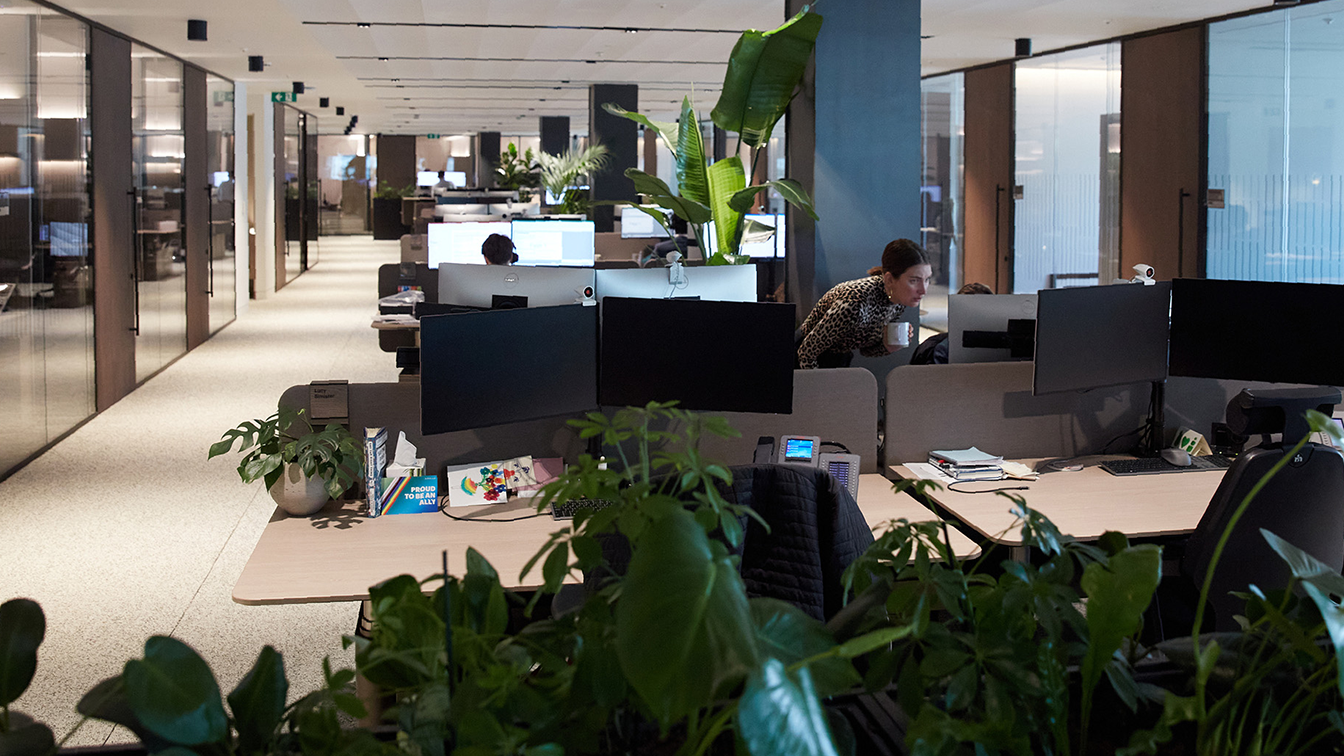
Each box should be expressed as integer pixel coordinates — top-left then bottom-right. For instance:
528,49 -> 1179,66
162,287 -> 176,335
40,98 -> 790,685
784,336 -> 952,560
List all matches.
420,304 -> 598,434
1032,281 -> 1172,396
599,297 -> 795,413
1170,278 -> 1344,386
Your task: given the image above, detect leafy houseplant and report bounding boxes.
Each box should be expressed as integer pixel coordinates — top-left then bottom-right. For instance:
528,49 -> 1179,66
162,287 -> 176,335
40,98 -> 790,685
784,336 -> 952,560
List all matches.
604,9 -> 823,264
494,143 -> 541,202
209,404 -> 362,515
539,144 -> 610,214
373,179 -> 413,200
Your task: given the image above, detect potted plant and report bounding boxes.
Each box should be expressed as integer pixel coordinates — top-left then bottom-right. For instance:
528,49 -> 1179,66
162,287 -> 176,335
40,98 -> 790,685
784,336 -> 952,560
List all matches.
494,143 -> 541,202
538,144 -> 609,214
371,180 -> 412,240
208,405 -> 362,517
603,9 -> 822,264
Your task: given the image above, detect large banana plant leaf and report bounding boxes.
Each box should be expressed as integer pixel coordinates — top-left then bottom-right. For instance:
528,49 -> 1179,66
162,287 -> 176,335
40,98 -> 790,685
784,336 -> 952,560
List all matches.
707,157 -> 747,259
621,168 -> 712,225
731,178 -> 820,221
676,97 -> 710,206
711,9 -> 824,149
601,103 -> 679,158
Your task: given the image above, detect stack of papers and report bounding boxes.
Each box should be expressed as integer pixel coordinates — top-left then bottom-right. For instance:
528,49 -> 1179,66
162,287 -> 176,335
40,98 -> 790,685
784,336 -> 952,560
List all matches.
928,447 -> 1004,481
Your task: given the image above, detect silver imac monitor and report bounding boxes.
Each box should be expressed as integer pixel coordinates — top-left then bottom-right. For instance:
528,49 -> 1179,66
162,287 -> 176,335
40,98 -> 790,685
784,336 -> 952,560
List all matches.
948,293 -> 1038,364
620,206 -> 671,239
594,265 -> 757,303
438,263 -> 596,309
427,221 -> 511,267
700,214 -> 785,258
510,219 -> 596,267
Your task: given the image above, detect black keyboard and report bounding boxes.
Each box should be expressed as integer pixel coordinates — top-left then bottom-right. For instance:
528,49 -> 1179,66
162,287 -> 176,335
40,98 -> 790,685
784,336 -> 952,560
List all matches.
550,498 -> 617,520
1101,455 -> 1233,476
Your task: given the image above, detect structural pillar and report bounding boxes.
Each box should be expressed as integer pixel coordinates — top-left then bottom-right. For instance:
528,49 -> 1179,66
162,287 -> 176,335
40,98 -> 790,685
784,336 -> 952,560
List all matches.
540,116 -> 569,156
589,84 -> 638,232
476,131 -> 500,188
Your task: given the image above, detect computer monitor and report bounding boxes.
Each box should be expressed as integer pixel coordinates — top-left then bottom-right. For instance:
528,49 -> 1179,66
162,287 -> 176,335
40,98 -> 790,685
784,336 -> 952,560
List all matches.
510,219 -> 595,267
416,171 -> 439,188
599,297 -> 795,413
1032,281 -> 1172,396
443,171 -> 467,187
438,262 -> 596,309
420,304 -> 598,434
593,265 -> 757,303
700,214 -> 786,259
948,293 -> 1037,364
426,221 -> 511,267
1170,278 -> 1344,386
47,221 -> 86,258
620,206 -> 671,239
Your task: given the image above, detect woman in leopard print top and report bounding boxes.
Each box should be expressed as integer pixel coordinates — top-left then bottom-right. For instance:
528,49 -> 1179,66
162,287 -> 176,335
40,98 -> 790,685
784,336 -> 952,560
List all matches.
796,239 -> 932,369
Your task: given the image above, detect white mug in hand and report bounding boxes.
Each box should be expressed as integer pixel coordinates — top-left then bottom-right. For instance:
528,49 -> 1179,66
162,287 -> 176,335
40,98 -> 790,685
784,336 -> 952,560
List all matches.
885,321 -> 912,349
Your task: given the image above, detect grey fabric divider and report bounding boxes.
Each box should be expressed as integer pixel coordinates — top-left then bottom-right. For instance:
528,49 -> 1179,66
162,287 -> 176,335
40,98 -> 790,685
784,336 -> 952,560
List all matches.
279,382 -> 586,481
696,369 -> 880,473
881,362 -> 1146,467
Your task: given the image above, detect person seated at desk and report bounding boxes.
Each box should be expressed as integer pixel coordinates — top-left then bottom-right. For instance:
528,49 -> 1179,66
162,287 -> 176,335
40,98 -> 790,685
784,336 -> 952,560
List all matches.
482,233 -> 518,266
908,282 -> 994,365
432,171 -> 456,197
640,216 -> 697,267
796,239 -> 931,369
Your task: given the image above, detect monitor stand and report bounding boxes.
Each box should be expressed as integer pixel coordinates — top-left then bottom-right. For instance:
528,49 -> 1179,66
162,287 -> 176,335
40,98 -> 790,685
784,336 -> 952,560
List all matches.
1137,380 -> 1166,457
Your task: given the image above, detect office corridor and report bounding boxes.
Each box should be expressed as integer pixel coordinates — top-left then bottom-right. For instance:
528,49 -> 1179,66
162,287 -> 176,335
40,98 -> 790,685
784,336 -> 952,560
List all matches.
0,236 -> 400,745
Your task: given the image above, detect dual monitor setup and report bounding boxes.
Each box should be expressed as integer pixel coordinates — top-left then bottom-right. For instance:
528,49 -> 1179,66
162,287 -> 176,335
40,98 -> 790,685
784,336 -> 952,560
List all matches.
619,206 -> 788,259
434,262 -> 758,311
428,220 -> 596,268
419,298 -> 796,434
416,171 -> 468,188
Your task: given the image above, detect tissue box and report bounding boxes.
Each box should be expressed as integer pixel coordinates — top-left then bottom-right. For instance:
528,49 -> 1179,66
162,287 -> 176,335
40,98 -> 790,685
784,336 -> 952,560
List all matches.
375,475 -> 439,516
386,458 -> 425,478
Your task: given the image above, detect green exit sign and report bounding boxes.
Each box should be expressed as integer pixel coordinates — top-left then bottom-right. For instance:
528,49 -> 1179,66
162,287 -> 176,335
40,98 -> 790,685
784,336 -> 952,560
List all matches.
270,91 -> 296,103
427,133 -> 441,139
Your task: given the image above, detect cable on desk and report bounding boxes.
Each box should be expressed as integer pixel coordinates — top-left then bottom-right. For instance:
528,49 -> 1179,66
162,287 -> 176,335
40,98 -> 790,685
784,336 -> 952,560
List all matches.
947,481 -> 1032,495
437,499 -> 547,522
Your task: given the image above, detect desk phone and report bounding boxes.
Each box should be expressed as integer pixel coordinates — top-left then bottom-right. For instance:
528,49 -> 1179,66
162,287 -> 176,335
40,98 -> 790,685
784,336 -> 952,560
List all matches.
754,435 -> 861,500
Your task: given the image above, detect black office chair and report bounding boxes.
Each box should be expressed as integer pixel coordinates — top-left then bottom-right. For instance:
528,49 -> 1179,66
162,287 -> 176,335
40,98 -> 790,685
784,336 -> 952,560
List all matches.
1161,388 -> 1344,634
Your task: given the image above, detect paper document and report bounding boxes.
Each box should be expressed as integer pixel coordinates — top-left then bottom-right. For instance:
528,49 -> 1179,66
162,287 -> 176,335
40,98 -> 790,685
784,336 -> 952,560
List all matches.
904,462 -> 957,483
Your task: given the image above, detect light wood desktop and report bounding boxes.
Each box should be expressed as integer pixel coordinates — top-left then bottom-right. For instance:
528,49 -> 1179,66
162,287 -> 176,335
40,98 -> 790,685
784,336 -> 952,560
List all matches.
233,473 -> 977,606
890,459 -> 1225,551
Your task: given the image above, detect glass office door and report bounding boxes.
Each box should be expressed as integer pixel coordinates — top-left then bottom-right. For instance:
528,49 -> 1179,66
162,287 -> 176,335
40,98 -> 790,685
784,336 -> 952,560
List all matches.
131,46 -> 186,381
206,75 -> 234,333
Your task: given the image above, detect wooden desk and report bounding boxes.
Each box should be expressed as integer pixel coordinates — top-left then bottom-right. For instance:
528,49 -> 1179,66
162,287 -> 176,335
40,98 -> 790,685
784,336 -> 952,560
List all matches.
232,474 -> 975,605
890,459 -> 1225,551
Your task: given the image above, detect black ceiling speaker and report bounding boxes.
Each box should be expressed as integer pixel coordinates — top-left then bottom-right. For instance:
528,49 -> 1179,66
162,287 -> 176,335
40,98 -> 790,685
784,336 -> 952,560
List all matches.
319,97 -> 329,108
293,81 -> 305,95
248,55 -> 264,72
187,19 -> 207,41
1015,38 -> 1031,57
336,106 -> 345,116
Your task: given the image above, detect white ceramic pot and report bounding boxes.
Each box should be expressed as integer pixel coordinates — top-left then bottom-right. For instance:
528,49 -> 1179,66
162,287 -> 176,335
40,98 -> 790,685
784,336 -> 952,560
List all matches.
268,463 -> 330,517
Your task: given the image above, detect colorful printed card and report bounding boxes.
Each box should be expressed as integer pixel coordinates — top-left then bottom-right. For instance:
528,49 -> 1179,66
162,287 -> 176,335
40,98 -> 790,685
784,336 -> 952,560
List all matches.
513,457 -> 565,497
375,475 -> 439,516
445,461 -> 513,507
505,456 -> 537,490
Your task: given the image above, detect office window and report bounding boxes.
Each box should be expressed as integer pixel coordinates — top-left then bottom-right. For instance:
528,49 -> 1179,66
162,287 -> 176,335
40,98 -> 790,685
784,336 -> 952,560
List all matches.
1013,43 -> 1121,293
921,73 -> 965,290
1208,1 -> 1344,282
0,1 -> 95,479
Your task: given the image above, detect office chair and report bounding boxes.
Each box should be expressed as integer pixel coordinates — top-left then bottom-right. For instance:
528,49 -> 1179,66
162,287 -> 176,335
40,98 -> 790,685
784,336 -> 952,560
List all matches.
1158,387 -> 1344,635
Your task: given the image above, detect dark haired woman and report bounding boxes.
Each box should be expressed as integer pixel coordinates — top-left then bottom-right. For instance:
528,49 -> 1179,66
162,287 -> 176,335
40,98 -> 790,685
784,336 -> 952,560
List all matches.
481,233 -> 518,265
795,239 -> 932,369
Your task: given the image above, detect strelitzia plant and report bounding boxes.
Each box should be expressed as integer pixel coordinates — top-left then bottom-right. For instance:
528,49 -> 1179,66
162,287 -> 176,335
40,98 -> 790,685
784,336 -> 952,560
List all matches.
604,8 -> 822,264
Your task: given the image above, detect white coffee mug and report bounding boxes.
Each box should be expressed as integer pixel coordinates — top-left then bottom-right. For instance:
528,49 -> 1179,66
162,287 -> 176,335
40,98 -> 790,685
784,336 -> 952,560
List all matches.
885,321 -> 912,348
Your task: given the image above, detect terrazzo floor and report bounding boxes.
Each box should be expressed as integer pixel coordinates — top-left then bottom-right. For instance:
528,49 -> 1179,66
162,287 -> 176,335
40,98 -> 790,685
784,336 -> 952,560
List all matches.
0,236 -> 400,746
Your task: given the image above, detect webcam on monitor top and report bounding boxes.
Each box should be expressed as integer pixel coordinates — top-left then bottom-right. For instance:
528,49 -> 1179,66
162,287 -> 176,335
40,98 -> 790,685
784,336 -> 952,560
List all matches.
579,285 -> 596,306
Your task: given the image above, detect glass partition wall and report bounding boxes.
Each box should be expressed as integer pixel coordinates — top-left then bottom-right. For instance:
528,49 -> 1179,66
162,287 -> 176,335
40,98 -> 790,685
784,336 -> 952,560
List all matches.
131,46 -> 186,382
0,3 -> 95,476
280,105 -> 317,285
1013,43 -> 1122,293
206,75 -> 235,333
1207,1 -> 1344,283
920,73 -> 965,290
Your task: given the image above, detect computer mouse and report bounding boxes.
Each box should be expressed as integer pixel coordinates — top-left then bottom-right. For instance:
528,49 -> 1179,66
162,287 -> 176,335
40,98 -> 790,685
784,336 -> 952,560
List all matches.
1160,447 -> 1193,467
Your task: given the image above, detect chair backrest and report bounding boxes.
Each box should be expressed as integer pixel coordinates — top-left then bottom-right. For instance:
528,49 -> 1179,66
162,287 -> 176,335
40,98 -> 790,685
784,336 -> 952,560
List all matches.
1182,442 -> 1344,631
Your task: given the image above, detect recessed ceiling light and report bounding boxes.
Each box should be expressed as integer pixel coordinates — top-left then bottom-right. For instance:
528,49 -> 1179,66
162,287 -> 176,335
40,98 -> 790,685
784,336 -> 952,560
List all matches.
378,57 -> 389,61
357,22 -> 371,28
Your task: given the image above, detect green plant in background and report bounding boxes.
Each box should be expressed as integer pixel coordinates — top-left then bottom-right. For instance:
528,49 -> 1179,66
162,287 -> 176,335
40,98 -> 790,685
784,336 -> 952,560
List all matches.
604,8 -> 822,264
373,179 -> 413,200
539,144 -> 610,214
209,404 -> 362,500
495,142 -> 541,202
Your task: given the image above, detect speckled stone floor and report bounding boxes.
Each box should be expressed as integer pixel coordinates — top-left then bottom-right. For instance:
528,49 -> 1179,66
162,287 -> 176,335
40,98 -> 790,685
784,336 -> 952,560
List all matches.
0,236 -> 400,746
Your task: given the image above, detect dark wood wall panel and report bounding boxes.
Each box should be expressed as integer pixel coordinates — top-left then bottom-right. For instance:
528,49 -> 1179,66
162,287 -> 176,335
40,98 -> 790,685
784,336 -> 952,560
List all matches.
963,63 -> 1014,294
91,28 -> 134,410
1121,28 -> 1205,280
184,65 -> 208,348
